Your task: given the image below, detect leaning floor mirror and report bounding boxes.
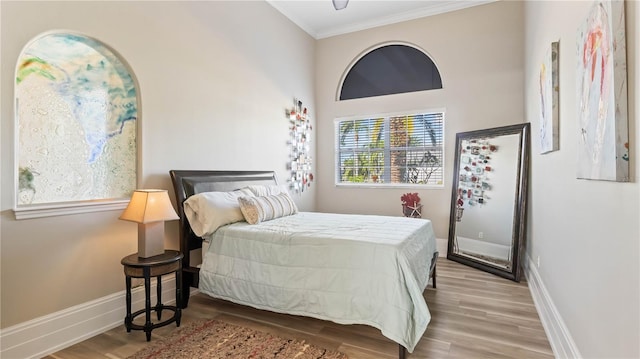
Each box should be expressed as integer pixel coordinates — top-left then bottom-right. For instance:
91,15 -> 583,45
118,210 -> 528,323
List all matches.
447,123 -> 530,282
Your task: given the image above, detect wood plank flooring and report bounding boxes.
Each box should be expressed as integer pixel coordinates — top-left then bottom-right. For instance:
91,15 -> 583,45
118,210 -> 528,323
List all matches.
45,259 -> 554,359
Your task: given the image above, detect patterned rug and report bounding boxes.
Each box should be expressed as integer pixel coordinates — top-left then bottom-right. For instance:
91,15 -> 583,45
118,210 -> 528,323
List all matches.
127,319 -> 349,359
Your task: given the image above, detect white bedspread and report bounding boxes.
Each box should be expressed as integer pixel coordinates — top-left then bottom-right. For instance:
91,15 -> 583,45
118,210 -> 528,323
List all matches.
199,212 -> 437,352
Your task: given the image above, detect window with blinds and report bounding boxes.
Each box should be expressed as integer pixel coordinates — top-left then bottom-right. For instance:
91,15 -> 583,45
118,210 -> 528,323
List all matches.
335,111 -> 444,187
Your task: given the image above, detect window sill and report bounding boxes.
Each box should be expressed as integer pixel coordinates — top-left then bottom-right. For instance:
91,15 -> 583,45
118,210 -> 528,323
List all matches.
335,183 -> 444,189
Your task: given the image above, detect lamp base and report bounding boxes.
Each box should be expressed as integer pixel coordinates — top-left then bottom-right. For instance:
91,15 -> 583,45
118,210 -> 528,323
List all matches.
138,222 -> 165,258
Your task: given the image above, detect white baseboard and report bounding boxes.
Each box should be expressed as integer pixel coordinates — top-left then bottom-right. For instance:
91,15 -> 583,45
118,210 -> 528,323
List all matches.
524,253 -> 582,358
0,275 -> 179,359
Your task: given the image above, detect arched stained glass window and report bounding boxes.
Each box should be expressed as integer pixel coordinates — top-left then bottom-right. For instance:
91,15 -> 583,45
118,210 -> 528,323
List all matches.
339,44 -> 442,100
15,32 -> 138,218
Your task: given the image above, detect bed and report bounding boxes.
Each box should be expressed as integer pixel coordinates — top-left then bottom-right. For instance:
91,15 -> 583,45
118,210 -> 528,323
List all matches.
169,170 -> 438,358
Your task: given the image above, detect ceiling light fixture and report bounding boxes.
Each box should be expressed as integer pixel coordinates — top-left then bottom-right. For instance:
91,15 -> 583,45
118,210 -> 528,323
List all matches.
332,0 -> 348,10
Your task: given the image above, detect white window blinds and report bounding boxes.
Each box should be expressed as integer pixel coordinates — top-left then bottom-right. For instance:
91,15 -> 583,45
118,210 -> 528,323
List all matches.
336,111 -> 444,186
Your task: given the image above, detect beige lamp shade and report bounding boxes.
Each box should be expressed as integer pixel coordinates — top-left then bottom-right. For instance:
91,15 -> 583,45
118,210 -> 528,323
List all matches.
120,189 -> 179,258
120,189 -> 179,223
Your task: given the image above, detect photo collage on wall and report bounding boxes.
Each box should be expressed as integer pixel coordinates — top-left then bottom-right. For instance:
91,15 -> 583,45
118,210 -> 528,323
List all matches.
288,98 -> 313,193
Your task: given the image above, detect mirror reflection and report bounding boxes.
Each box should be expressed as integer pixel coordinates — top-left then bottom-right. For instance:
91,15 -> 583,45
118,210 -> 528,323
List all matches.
448,123 -> 530,281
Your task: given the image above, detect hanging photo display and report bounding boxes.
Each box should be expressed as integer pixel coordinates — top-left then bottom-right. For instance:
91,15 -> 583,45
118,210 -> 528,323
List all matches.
288,98 -> 313,193
456,138 -> 497,207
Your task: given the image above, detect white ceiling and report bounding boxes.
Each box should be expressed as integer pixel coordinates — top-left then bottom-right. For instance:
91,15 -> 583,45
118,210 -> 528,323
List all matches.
266,0 -> 496,39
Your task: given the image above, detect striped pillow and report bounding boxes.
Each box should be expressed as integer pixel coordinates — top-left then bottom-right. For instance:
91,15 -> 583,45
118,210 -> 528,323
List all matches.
245,184 -> 287,197
238,192 -> 298,224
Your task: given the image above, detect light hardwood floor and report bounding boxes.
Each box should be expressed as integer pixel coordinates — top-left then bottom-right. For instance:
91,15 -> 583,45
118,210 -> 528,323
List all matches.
46,259 -> 554,359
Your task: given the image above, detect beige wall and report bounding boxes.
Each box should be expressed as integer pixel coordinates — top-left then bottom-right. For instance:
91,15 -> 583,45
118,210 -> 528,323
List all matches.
524,1 -> 639,357
314,1 -> 525,239
0,1 -> 316,328
3,1 -> 639,357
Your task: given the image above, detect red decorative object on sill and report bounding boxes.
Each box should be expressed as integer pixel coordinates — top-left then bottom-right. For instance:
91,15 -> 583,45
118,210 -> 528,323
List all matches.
401,192 -> 422,218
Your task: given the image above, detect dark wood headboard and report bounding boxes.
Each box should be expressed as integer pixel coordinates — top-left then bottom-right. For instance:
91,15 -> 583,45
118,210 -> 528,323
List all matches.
169,170 -> 278,307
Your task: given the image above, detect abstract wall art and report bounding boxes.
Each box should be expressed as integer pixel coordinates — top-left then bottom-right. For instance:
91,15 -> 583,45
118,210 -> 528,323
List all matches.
539,41 -> 559,154
16,33 -> 138,208
576,0 -> 629,181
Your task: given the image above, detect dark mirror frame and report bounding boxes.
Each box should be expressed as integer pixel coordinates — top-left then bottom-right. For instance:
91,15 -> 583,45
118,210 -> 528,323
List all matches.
447,123 -> 530,282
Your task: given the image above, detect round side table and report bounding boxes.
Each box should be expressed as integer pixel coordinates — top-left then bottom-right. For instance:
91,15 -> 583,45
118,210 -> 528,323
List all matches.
121,250 -> 183,341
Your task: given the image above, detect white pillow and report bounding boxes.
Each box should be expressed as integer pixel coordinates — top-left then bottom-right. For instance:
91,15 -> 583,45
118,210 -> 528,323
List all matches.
183,188 -> 253,237
238,192 -> 298,225
245,184 -> 288,197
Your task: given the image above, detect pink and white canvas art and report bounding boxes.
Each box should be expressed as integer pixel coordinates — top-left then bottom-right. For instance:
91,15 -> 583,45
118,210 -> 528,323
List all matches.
576,0 -> 628,181
539,41 -> 559,154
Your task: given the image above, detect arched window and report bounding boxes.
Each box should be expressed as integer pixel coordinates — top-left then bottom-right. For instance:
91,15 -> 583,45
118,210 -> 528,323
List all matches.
339,44 -> 442,100
335,44 -> 445,188
15,32 -> 139,218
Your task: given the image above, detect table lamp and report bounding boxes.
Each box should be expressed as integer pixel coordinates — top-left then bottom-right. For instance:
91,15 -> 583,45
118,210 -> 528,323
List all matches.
119,189 -> 179,258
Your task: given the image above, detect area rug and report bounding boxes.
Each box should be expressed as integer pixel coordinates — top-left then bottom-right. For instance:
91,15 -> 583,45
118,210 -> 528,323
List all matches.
127,319 -> 349,359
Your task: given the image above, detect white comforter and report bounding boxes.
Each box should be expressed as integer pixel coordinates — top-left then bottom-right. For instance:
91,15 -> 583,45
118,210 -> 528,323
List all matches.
199,212 -> 437,352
